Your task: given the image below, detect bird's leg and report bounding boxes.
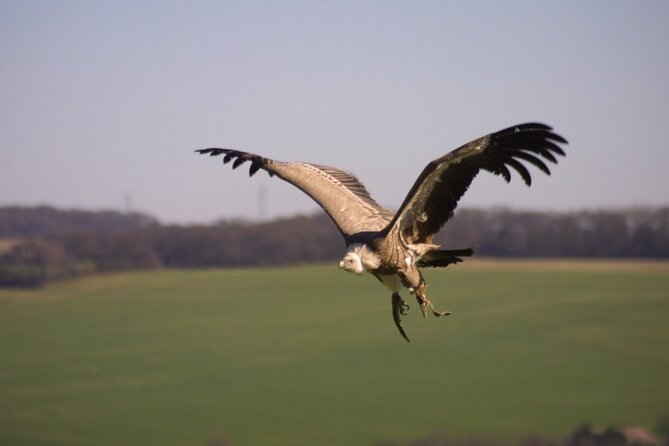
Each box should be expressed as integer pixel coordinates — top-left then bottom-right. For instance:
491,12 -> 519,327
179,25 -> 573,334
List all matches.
391,292 -> 411,343
415,287 -> 451,318
397,270 -> 450,319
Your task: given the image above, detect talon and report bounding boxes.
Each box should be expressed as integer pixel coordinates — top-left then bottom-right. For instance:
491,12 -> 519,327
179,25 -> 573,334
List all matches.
416,296 -> 429,318
431,308 -> 451,317
391,293 -> 411,343
417,293 -> 451,318
427,300 -> 451,317
419,301 -> 428,318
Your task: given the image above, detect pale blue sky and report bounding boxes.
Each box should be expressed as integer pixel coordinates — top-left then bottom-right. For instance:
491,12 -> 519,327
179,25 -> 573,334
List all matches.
1,1 -> 668,223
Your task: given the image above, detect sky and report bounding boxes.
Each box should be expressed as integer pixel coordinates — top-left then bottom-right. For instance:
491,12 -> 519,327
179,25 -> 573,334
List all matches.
1,1 -> 668,224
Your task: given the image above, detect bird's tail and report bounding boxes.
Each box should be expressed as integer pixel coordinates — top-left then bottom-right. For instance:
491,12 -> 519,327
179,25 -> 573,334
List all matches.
417,247 -> 475,268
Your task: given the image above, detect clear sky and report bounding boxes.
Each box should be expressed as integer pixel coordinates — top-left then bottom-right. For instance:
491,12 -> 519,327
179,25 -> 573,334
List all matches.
1,1 -> 668,224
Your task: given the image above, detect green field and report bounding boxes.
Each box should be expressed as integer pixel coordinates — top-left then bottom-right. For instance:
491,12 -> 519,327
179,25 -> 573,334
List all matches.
1,262 -> 668,445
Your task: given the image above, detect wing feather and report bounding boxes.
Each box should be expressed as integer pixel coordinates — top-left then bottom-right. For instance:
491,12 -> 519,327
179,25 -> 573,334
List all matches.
196,148 -> 393,240
507,150 -> 551,175
504,157 -> 533,185
383,123 -> 568,244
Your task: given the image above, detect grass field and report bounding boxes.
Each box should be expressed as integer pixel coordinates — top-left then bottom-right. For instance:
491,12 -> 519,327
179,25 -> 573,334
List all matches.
1,260 -> 668,445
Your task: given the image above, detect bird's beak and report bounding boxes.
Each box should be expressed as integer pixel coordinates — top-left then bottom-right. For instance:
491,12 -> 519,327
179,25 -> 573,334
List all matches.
338,261 -> 344,269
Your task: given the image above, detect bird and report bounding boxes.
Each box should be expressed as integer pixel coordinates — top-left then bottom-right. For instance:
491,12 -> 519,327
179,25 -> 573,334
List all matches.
197,123 -> 568,342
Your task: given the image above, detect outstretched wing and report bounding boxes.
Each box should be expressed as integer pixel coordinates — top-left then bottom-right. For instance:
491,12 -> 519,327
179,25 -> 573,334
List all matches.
384,123 -> 568,244
196,148 -> 393,240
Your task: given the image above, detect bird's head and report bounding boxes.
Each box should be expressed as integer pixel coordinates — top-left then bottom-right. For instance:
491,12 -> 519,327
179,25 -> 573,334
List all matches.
339,251 -> 364,275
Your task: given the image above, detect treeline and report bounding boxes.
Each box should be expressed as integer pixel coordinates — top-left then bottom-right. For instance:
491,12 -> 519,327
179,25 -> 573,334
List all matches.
436,207 -> 669,258
0,206 -> 158,237
1,205 -> 668,287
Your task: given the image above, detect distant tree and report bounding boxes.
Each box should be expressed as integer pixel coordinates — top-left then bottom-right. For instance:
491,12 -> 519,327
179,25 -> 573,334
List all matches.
58,231 -> 161,272
0,239 -> 76,286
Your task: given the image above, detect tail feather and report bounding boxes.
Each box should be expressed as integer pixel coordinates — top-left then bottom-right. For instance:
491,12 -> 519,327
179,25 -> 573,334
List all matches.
417,247 -> 475,268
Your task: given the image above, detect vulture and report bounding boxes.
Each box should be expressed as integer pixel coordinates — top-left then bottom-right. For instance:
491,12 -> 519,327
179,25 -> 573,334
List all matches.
197,123 -> 568,342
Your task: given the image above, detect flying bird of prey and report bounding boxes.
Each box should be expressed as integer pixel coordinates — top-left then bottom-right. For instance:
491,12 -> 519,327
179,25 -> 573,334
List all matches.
197,123 -> 568,342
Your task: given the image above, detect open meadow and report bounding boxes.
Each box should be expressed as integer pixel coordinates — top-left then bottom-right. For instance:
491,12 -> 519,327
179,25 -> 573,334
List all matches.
1,260 -> 668,445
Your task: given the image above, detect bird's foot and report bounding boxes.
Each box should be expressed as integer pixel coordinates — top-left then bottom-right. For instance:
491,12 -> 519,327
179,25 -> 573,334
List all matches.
391,293 -> 411,343
417,295 -> 451,318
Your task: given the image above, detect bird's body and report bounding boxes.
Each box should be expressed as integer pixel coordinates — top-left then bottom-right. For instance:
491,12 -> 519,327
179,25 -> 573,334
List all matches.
197,123 -> 568,341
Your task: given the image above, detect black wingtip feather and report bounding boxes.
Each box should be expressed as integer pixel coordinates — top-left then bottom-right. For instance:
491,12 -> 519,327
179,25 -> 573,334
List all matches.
197,147 -> 272,179
487,122 -> 569,186
521,122 -> 552,131
543,140 -> 567,157
231,157 -> 246,169
495,163 -> 512,183
510,150 -> 552,175
505,158 -> 533,186
545,132 -> 568,145
249,162 -> 261,176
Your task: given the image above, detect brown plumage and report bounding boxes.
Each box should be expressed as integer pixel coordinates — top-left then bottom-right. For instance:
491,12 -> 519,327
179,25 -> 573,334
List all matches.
197,122 -> 568,342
